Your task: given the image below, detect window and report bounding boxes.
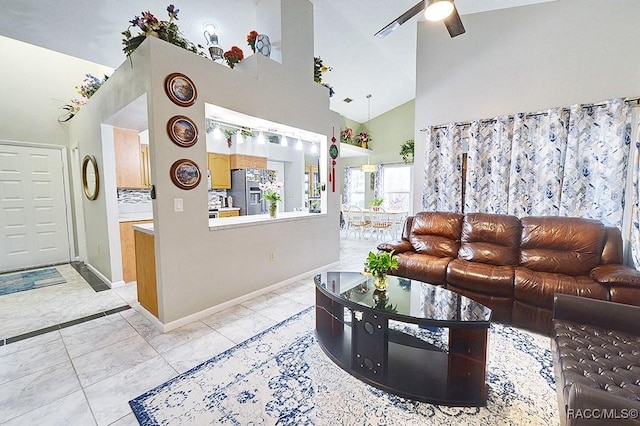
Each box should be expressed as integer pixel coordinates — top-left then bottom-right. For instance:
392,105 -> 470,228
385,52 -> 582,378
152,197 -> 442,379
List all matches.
382,164 -> 412,211
346,168 -> 365,208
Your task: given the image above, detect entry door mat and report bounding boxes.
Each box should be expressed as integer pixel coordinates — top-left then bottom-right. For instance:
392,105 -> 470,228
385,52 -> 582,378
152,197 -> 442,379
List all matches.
0,268 -> 66,296
130,307 -> 557,425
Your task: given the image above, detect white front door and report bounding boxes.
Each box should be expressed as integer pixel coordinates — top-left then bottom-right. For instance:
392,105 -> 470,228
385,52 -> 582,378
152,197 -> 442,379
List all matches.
0,143 -> 71,271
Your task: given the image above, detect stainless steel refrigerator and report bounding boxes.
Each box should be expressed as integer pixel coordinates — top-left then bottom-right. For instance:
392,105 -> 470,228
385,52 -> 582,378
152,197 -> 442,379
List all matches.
229,168 -> 277,215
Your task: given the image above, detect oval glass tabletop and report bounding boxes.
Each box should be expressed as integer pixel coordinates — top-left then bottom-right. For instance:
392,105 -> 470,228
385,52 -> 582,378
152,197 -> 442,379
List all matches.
314,271 -> 492,325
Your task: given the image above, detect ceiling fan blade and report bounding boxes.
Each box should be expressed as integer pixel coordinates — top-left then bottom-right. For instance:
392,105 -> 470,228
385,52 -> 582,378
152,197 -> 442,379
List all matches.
374,0 -> 425,38
444,6 -> 465,38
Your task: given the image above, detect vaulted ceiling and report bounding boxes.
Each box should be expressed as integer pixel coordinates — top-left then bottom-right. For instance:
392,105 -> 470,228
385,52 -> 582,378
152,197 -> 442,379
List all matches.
0,0 -> 553,123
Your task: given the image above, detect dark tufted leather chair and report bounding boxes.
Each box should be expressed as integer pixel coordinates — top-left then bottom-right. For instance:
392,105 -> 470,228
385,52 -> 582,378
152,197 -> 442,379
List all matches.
552,294 -> 640,425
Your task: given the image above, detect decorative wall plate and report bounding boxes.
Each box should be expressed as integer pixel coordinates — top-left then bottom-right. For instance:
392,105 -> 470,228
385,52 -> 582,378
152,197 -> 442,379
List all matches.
169,159 -> 201,190
167,115 -> 198,147
164,73 -> 197,107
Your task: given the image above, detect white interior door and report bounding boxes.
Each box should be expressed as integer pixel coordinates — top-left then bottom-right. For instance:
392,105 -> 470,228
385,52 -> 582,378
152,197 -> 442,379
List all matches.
0,143 -> 71,271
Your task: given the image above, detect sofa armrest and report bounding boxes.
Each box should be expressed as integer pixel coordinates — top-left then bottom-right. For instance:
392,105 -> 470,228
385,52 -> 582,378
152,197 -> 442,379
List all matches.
566,383 -> 640,426
590,264 -> 640,287
377,240 -> 413,254
553,294 -> 640,334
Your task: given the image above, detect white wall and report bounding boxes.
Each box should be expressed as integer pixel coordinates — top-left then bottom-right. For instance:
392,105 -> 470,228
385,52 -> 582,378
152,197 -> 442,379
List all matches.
70,0 -> 341,324
413,0 -> 640,213
0,36 -> 113,147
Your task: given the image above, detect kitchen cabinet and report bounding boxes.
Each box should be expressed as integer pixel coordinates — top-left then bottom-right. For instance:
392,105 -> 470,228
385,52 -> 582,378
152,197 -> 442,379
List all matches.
218,209 -> 239,218
120,219 -> 152,282
207,153 -> 231,189
230,154 -> 267,169
134,229 -> 158,317
114,127 -> 151,188
305,165 -> 320,198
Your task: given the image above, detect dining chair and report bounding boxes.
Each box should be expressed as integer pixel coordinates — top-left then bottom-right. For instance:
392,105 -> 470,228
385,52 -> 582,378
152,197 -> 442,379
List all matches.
368,208 -> 394,240
343,205 -> 369,239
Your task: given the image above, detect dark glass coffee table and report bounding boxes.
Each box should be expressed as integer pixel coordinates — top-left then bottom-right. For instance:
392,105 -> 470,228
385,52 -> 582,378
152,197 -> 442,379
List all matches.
314,272 -> 492,406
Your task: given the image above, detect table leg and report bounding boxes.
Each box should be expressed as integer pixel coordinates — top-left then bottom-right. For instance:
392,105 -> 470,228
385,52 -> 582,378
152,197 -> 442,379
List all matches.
447,327 -> 488,403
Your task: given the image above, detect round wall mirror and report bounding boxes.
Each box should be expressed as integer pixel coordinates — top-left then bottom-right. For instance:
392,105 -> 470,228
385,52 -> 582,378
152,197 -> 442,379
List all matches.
82,155 -> 100,200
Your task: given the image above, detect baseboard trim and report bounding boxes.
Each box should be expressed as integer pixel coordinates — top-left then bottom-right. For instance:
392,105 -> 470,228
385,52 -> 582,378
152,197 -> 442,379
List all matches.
150,261 -> 340,333
85,263 -> 125,288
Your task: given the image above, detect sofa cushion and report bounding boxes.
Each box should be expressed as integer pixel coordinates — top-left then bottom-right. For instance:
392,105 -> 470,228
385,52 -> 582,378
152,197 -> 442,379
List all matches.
458,213 -> 521,266
520,216 -> 606,276
396,252 -> 451,286
514,267 -> 609,309
447,259 -> 514,297
409,212 -> 463,258
609,285 -> 640,306
553,319 -> 640,404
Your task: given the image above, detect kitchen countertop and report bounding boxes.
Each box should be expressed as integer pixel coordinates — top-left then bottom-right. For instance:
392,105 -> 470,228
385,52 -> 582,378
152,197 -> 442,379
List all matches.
132,211 -> 325,234
119,212 -> 153,222
208,207 -> 240,211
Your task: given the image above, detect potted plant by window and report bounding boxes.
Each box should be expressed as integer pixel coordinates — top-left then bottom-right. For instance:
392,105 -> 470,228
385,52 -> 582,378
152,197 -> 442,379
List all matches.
399,139 -> 414,164
370,197 -> 384,211
364,250 -> 399,291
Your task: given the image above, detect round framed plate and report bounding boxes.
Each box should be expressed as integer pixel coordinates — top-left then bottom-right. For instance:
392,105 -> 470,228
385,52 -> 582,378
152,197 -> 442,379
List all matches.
167,115 -> 198,147
164,73 -> 197,107
169,159 -> 201,190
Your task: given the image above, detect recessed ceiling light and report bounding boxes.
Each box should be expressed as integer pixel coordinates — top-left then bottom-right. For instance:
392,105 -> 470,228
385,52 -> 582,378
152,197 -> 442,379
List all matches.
343,98 -> 353,103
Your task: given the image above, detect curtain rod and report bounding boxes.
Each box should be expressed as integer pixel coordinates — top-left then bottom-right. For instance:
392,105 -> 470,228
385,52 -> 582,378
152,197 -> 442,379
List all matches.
420,97 -> 640,132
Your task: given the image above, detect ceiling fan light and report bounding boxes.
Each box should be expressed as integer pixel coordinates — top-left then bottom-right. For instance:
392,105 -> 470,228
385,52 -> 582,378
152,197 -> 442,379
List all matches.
424,0 -> 454,22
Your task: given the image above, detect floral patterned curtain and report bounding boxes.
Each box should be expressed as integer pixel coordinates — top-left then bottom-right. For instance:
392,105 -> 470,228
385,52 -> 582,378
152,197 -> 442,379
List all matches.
373,163 -> 383,199
629,120 -> 640,268
422,124 -> 463,212
465,116 -> 514,214
342,167 -> 352,206
507,108 -> 569,217
559,98 -> 632,227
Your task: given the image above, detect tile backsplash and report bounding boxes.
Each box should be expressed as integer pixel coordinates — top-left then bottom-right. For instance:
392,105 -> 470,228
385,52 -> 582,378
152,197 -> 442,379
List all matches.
118,188 -> 151,205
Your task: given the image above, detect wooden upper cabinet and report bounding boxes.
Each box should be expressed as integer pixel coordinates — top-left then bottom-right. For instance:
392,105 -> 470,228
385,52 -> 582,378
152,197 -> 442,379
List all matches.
229,154 -> 267,170
208,153 -> 231,189
114,127 -> 143,188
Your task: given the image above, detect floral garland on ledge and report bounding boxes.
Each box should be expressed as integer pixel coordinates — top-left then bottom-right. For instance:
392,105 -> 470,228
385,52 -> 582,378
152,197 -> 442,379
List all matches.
59,74 -> 109,122
314,56 -> 334,97
122,5 -> 205,58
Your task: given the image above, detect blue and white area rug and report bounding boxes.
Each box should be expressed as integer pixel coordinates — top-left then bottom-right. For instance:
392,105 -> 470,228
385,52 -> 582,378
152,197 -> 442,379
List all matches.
130,307 -> 557,425
0,267 -> 66,296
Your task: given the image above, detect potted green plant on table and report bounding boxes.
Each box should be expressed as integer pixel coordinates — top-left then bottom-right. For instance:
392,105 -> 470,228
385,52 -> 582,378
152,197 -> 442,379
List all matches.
370,197 -> 384,211
364,250 -> 399,291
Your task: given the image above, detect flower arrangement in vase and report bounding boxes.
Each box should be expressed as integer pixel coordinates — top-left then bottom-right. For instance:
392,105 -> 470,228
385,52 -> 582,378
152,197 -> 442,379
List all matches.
122,5 -> 205,58
340,127 -> 354,144
247,30 -> 259,53
364,251 -> 399,291
356,132 -> 372,149
259,181 -> 283,218
223,46 -> 244,69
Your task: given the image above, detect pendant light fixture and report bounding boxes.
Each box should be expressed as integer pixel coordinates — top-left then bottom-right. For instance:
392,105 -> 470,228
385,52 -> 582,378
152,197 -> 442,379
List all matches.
296,136 -> 303,151
236,129 -> 244,144
257,131 -> 266,145
212,123 -> 223,140
281,133 -> 288,147
361,94 -> 377,173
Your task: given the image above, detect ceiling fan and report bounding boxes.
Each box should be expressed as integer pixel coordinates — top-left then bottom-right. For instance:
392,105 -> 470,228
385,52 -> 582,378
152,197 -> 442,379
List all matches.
375,0 -> 465,39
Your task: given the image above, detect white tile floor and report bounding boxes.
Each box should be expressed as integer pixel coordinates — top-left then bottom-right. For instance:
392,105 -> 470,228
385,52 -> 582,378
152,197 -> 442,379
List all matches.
0,238 -> 376,425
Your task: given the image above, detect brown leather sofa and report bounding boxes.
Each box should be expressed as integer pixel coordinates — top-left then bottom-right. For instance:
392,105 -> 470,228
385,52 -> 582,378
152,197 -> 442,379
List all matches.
379,211 -> 640,334
552,294 -> 640,425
